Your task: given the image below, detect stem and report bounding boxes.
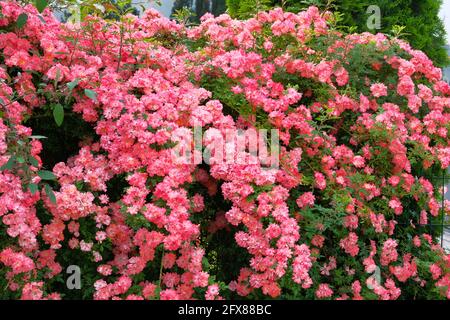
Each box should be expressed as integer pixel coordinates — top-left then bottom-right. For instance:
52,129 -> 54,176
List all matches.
158,246 -> 165,291
117,23 -> 124,73
68,29 -> 81,68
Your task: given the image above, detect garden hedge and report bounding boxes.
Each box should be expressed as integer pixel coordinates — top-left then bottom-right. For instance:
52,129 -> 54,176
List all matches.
0,1 -> 449,299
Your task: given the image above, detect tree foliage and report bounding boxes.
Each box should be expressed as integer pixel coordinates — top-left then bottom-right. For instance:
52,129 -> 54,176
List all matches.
226,0 -> 450,67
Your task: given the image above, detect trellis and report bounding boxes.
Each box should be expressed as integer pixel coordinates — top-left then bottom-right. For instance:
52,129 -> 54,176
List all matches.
431,170 -> 449,252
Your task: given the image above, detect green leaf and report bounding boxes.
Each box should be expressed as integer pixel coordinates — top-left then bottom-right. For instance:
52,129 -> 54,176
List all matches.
16,156 -> 25,164
38,170 -> 56,180
44,184 -> 56,204
16,13 -> 28,29
202,257 -> 210,269
1,156 -> 16,171
84,89 -> 97,101
35,0 -> 48,13
53,104 -> 64,127
35,0 -> 47,13
28,183 -> 39,195
29,156 -> 39,167
67,79 -> 79,91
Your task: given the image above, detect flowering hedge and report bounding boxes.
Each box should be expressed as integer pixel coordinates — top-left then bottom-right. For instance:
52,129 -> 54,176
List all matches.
0,1 -> 450,300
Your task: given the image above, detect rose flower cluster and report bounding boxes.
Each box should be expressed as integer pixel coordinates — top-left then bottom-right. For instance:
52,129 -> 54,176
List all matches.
0,1 -> 449,300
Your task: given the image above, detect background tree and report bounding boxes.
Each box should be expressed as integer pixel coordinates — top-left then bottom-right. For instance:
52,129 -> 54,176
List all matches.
226,0 -> 450,67
226,0 -> 272,19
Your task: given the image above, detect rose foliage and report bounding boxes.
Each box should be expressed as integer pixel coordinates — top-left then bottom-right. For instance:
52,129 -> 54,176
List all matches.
0,1 -> 450,300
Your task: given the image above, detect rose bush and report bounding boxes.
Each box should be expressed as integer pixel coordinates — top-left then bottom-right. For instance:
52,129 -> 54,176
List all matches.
0,1 -> 449,299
